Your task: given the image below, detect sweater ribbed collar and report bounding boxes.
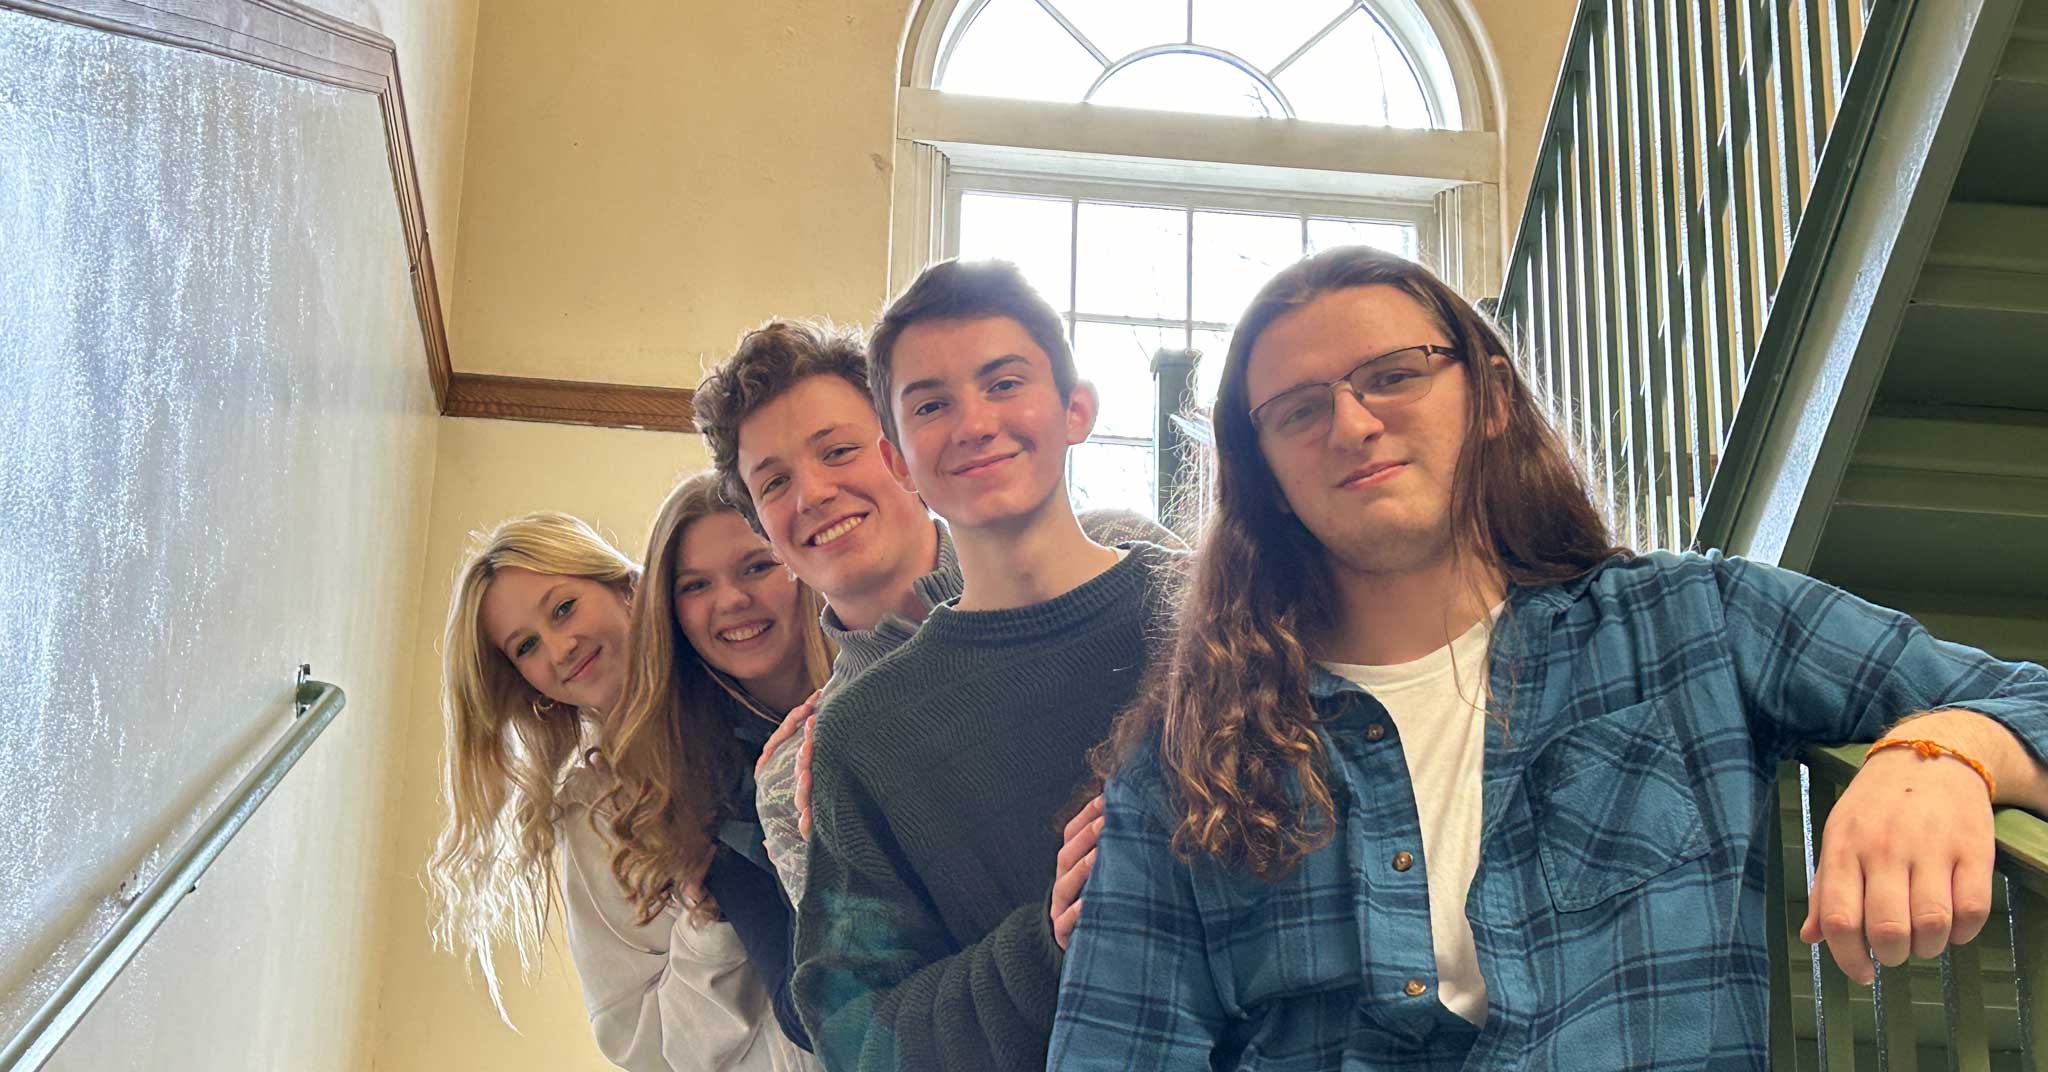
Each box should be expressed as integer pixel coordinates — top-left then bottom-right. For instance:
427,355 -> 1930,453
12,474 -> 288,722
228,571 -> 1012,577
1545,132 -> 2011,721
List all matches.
918,541 -> 1168,647
819,518 -> 960,685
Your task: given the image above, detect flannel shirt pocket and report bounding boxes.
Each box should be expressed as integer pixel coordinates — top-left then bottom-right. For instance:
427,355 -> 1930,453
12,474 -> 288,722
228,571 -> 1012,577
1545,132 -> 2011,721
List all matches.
1529,695 -> 1709,912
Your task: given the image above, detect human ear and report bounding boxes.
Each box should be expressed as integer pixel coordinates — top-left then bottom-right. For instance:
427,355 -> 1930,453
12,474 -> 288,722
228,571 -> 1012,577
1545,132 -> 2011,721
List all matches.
1484,355 -> 1513,440
879,433 -> 920,496
1064,380 -> 1100,446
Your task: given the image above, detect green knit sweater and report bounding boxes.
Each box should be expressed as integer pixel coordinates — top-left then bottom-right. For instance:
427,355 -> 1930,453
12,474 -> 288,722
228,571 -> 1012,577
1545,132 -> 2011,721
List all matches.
791,542 -> 1176,1072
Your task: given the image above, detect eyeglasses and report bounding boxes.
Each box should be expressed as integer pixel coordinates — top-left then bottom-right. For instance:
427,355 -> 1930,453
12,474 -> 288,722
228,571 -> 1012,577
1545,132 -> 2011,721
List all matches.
1247,344 -> 1461,441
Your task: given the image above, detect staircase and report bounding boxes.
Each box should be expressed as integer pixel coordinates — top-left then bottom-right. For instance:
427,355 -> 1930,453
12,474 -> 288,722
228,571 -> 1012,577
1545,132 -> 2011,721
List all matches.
1498,0 -> 2048,1066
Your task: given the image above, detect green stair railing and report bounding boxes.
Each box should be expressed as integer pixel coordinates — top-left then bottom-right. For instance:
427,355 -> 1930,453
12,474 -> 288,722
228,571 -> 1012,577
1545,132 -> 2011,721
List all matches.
1497,0 -> 2048,1066
1497,0 -> 1886,551
1784,750 -> 2048,1070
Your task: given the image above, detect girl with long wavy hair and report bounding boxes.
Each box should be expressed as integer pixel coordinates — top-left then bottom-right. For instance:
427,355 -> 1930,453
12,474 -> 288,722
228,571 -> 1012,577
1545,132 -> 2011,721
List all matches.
1048,246 -> 2048,1069
426,507 -> 819,1071
601,472 -> 832,1063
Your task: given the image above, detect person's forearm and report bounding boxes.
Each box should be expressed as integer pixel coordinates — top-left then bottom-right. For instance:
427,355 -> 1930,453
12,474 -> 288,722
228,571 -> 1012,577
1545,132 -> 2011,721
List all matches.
1887,709 -> 2048,813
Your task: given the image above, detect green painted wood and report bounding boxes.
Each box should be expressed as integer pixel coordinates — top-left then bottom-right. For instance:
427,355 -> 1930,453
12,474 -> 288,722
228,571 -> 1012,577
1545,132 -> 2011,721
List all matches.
1624,0 -> 1670,548
1768,0 -> 1805,239
2011,879 -> 2048,1071
1806,769 -> 1862,1070
1723,0 -> 1765,379
1562,98 -> 1589,457
1646,0 -> 1694,547
1834,0 -> 1858,100
1943,943 -> 1994,1072
1773,763 -> 1809,1071
1590,17 -> 1634,530
1801,0 -> 1829,179
1571,83 -> 1602,480
1742,0 -> 1788,300
1878,955 -> 1923,1072
1681,0 -> 1736,477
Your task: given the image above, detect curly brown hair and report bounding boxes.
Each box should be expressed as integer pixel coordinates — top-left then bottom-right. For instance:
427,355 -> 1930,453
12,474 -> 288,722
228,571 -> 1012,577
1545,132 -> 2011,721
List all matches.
692,320 -> 869,533
600,472 -> 834,925
1095,246 -> 1626,880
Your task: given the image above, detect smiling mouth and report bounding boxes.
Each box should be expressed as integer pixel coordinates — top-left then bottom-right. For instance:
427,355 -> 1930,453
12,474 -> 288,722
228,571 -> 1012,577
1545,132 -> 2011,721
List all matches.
718,621 -> 773,643
563,648 -> 600,684
807,514 -> 866,547
952,451 -> 1019,477
1341,462 -> 1407,489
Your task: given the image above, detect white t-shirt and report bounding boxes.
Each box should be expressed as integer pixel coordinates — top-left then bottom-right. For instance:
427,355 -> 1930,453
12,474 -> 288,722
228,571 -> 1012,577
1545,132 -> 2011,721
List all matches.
1322,610 -> 1496,1026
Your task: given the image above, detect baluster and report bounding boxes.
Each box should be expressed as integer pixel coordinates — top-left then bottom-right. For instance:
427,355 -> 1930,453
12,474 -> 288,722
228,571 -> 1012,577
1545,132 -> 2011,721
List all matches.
1940,943 -> 1992,1072
2011,875 -> 2048,1071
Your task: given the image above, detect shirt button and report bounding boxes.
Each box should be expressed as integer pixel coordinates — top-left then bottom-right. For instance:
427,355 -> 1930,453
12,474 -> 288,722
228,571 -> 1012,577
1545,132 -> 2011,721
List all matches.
1404,979 -> 1429,998
1365,722 -> 1386,742
1392,850 -> 1414,872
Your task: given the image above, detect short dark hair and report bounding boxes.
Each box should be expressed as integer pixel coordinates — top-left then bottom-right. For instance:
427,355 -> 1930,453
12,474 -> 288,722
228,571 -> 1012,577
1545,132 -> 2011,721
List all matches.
692,320 -> 868,530
867,259 -> 1074,444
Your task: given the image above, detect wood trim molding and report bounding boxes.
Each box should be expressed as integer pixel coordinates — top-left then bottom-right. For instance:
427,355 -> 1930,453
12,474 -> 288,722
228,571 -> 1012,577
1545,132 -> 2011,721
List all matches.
4,0 -> 457,410
7,0 -> 695,434
446,373 -> 698,433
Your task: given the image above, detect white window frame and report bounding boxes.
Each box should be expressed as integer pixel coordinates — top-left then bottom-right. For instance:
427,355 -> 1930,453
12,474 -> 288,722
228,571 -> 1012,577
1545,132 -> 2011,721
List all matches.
891,0 -> 1507,300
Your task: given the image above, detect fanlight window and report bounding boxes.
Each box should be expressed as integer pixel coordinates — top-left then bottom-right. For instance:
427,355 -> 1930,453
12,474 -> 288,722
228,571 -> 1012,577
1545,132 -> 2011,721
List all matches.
935,0 -> 1448,129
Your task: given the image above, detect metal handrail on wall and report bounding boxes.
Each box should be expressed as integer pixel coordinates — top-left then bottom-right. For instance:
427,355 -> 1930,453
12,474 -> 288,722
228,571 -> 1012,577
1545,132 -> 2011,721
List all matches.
1497,0 -> 1884,552
0,676 -> 348,1072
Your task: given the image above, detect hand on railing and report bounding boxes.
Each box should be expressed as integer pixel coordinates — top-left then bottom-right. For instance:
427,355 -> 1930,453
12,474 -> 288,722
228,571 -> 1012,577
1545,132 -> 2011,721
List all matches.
1802,709 -> 2048,983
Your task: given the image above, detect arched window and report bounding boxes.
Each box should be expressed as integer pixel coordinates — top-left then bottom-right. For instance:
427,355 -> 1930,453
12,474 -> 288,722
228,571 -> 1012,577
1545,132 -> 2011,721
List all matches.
935,0 -> 1458,129
895,0 -> 1500,518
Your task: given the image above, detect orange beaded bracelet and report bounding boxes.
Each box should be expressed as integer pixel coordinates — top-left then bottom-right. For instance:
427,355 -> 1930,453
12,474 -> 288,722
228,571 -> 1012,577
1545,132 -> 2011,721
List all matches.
1864,737 -> 1997,801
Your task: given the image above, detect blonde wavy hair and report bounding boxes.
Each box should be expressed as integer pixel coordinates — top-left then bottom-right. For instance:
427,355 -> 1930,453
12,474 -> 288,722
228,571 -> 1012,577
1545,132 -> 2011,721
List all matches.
603,472 -> 834,926
425,512 -> 639,1012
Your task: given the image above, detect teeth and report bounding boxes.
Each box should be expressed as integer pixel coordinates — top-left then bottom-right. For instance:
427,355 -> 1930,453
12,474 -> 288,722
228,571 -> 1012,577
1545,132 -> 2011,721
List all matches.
810,515 -> 864,547
719,623 -> 769,643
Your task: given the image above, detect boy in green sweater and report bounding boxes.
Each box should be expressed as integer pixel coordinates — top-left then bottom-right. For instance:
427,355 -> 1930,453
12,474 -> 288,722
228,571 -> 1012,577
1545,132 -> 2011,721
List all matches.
789,259 -> 1175,1071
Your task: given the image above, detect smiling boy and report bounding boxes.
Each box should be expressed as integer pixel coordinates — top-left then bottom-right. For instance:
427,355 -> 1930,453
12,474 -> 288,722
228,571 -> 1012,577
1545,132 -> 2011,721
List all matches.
784,260 -> 1176,1072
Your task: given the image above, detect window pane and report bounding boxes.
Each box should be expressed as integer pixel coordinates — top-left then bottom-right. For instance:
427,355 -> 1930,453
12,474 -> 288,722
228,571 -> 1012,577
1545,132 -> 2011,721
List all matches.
959,192 -> 1074,311
1192,210 -> 1302,324
1073,320 -> 1175,439
1090,50 -> 1284,119
1193,0 -> 1352,70
1190,326 -> 1233,410
1069,440 -> 1158,518
1051,0 -> 1186,63
1307,217 -> 1416,259
1075,202 -> 1186,320
938,0 -> 1103,102
1274,9 -> 1433,128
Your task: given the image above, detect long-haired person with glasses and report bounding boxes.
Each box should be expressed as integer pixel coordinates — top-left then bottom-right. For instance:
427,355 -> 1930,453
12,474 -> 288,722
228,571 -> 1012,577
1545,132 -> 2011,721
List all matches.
1047,246 -> 2048,1070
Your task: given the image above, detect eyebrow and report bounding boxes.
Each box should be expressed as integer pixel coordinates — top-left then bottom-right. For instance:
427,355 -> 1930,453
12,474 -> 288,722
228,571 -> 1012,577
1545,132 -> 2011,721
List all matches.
898,354 -> 1030,401
747,423 -> 849,480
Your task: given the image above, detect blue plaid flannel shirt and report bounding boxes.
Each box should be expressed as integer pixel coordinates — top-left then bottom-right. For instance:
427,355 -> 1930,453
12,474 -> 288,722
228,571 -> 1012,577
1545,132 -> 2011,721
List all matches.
1049,551 -> 2048,1071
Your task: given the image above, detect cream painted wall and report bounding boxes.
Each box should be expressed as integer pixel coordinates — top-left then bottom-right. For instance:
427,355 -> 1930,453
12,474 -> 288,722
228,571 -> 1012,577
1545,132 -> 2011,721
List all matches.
0,0 -> 476,1065
449,0 -> 911,387
444,0 -> 1573,397
1460,0 -> 1579,259
303,0 -> 481,318
373,418 -> 709,1071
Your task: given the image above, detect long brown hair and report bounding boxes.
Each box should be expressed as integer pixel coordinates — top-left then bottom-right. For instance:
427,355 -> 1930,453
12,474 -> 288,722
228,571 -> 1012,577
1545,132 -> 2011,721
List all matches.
602,472 -> 834,924
426,512 -> 639,1013
1096,246 -> 1626,880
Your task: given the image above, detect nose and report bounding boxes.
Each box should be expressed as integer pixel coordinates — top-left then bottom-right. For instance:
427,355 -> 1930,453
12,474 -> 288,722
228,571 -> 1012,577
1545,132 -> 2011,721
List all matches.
712,579 -> 753,615
543,629 -> 579,673
1328,385 -> 1386,444
790,461 -> 836,514
952,393 -> 999,446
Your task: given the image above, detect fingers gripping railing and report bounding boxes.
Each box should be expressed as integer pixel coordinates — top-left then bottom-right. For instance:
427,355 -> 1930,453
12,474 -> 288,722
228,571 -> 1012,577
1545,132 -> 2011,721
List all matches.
1793,748 -> 2048,1070
1498,0 -> 1881,551
0,673 -> 348,1072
